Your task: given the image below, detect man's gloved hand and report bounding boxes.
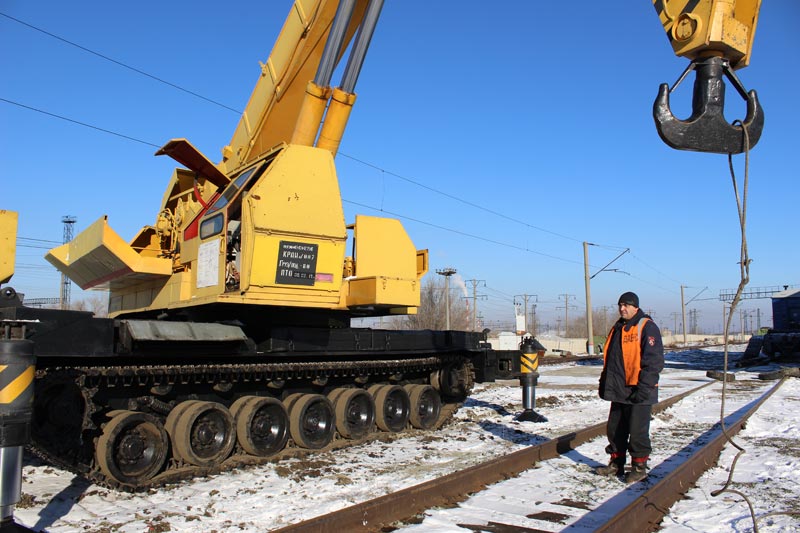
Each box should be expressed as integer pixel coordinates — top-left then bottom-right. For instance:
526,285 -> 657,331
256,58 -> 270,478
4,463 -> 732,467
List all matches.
628,386 -> 650,403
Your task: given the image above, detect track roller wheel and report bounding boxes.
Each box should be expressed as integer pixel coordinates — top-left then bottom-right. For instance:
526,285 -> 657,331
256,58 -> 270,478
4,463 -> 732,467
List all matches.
166,401 -> 235,466
230,396 -> 289,456
164,400 -> 200,460
288,394 -> 335,449
96,411 -> 168,486
282,392 -> 305,412
431,361 -> 474,401
368,384 -> 410,432
404,384 -> 442,429
326,388 -> 346,405
329,388 -> 375,439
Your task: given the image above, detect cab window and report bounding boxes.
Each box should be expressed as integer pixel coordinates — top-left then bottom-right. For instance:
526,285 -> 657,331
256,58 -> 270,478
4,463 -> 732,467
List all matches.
200,213 -> 224,239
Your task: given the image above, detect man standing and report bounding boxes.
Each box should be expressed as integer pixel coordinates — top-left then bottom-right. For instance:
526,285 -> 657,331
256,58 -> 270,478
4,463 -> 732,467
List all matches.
596,291 -> 664,482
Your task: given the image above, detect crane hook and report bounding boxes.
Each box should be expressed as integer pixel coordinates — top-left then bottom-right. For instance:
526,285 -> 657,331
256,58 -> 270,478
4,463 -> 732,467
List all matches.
653,56 -> 764,154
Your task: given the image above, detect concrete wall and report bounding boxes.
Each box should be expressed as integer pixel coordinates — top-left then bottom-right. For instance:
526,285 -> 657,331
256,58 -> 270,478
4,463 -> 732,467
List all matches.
488,332 -> 750,356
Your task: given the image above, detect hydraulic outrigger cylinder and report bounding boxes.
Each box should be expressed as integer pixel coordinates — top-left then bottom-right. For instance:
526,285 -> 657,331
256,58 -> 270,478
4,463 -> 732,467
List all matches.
0,331 -> 36,533
515,337 -> 547,423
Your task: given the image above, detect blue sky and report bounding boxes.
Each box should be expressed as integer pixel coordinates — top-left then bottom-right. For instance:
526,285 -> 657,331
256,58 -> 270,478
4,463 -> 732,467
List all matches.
2,1 -> 798,334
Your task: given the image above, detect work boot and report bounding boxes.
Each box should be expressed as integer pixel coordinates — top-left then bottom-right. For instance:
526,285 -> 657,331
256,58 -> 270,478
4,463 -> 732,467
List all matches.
595,454 -> 625,477
625,458 -> 648,483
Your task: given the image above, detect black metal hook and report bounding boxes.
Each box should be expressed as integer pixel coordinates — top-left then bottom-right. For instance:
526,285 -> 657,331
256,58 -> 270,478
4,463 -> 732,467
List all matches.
653,56 -> 764,154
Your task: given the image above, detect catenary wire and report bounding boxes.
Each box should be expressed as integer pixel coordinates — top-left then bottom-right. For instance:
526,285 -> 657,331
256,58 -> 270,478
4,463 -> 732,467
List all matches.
3,95 -> 588,270
0,12 -> 240,114
0,11 -> 603,248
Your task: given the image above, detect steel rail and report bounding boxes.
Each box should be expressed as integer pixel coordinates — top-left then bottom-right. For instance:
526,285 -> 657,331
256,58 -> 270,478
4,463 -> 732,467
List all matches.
272,381 -> 716,533
594,377 -> 786,532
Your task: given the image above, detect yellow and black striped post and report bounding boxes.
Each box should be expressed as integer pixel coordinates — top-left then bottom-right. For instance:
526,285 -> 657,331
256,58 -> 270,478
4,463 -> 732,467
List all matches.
0,338 -> 36,532
516,337 -> 547,423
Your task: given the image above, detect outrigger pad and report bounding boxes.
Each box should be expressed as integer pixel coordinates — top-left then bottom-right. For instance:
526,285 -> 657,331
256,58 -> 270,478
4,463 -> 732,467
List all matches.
515,409 -> 548,423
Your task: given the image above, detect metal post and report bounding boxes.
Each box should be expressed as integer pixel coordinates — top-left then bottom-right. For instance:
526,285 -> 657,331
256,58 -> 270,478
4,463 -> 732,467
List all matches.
445,276 -> 451,330
515,337 -> 547,423
681,285 -> 687,346
436,268 -> 456,330
0,336 -> 36,532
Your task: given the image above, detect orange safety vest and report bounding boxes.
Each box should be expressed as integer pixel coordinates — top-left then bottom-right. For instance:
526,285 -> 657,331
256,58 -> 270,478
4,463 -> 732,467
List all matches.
603,317 -> 650,386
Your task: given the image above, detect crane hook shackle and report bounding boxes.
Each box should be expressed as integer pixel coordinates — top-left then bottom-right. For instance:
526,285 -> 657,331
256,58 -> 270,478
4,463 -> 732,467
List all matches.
653,56 -> 764,154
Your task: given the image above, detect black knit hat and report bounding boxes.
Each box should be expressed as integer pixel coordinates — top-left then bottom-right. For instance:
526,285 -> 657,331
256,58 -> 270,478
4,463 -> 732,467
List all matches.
618,291 -> 639,308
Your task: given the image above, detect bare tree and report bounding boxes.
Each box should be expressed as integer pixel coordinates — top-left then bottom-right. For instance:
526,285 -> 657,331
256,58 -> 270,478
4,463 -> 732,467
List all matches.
568,308 -> 615,340
71,293 -> 109,317
395,277 -> 470,331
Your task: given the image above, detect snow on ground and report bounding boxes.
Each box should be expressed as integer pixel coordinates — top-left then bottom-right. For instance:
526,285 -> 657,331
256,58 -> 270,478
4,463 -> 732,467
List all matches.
10,347 -> 800,532
399,352 -> 799,533
660,377 -> 800,532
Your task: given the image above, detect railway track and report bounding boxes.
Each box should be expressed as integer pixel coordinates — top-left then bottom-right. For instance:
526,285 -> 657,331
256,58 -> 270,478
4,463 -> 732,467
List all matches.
272,376 -> 785,533
14,350 -> 794,532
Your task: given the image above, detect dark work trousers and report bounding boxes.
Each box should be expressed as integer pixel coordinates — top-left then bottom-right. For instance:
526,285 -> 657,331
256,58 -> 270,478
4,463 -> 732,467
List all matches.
605,402 -> 652,459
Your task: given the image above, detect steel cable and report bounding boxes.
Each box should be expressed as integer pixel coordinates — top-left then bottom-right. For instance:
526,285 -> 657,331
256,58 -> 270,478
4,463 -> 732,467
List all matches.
711,121 -> 763,532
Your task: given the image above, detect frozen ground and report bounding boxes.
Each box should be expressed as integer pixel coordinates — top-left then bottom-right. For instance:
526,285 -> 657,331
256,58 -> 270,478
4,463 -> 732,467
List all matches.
10,347 -> 799,532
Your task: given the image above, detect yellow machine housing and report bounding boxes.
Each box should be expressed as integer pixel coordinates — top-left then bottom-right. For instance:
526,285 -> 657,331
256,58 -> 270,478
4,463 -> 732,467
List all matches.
654,0 -> 760,69
46,143 -> 427,320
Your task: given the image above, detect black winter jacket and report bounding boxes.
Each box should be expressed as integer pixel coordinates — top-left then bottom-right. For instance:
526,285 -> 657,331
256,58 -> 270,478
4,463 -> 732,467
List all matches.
598,309 -> 664,404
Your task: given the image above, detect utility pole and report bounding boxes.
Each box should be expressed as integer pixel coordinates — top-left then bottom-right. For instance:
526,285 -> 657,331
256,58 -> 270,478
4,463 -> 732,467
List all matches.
669,312 -> 680,336
600,305 -> 612,334
680,285 -> 687,345
584,244 -> 629,351
583,242 -> 595,355
436,267 -> 457,330
531,303 -> 538,336
558,294 -> 575,337
739,308 -> 745,340
60,216 -> 77,310
467,279 -> 486,331
689,309 -> 700,335
722,302 -> 728,336
514,294 -> 537,334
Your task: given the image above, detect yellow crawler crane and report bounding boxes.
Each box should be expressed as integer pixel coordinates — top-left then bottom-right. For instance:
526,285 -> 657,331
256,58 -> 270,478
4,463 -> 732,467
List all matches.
23,0 -> 481,491
0,0 -> 763,493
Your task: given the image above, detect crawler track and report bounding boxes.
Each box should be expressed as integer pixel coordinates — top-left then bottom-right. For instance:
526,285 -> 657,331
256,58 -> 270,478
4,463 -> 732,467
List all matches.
271,378 -> 784,533
29,354 -> 475,491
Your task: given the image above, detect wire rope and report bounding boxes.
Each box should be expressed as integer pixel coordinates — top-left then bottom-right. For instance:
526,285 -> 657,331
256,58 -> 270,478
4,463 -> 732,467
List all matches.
709,120 -> 788,532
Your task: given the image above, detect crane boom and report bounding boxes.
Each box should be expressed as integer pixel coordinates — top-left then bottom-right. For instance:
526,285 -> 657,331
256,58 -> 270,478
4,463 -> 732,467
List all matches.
220,0 -> 378,174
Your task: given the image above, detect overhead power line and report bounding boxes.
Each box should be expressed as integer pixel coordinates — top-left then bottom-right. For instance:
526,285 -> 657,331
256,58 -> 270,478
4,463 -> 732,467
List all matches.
344,199 -> 584,266
18,236 -> 61,244
0,97 -> 160,148
2,11 -> 675,286
339,153 -> 583,243
1,94 -> 587,267
2,10 -> 594,247
0,12 -> 241,114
